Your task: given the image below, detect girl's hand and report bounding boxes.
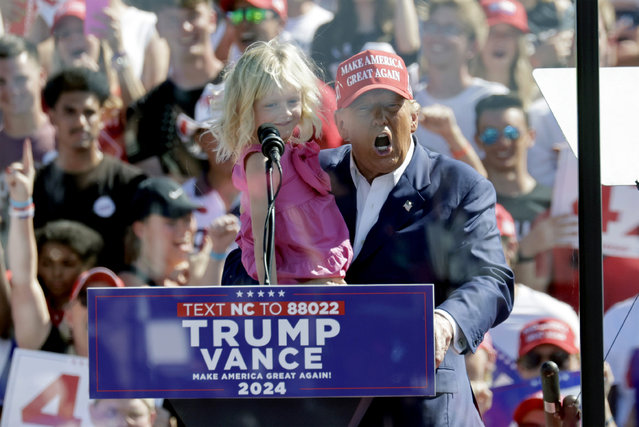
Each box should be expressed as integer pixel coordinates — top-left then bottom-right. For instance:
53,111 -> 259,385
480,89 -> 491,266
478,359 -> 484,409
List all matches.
6,139 -> 35,202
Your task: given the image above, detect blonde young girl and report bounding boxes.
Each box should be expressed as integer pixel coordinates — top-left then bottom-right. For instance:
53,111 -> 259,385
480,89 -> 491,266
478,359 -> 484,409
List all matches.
215,40 -> 352,285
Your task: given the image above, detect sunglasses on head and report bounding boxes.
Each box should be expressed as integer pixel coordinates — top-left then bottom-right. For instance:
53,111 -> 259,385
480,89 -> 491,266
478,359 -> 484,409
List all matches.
227,7 -> 276,25
519,350 -> 570,371
479,125 -> 520,145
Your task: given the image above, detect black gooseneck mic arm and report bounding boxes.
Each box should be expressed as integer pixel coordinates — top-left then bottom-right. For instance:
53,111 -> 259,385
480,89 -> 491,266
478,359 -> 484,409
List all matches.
257,124 -> 285,285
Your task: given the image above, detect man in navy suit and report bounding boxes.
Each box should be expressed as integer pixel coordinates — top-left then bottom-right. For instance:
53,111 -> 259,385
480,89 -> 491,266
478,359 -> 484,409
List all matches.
224,49 -> 514,426
325,49 -> 512,426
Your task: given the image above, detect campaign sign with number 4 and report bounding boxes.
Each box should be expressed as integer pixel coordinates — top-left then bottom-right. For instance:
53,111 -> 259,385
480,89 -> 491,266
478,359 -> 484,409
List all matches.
88,284 -> 435,399
1,349 -> 92,427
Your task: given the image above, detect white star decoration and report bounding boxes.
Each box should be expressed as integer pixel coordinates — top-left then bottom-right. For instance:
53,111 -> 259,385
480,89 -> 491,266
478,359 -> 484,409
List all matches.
235,289 -> 285,298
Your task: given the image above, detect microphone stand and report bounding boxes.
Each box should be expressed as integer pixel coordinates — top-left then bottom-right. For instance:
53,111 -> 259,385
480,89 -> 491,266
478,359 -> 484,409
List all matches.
257,123 -> 285,286
263,157 -> 277,285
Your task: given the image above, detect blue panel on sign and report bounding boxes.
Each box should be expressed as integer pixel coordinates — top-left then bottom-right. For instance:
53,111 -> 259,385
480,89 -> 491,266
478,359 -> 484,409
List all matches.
88,284 -> 435,399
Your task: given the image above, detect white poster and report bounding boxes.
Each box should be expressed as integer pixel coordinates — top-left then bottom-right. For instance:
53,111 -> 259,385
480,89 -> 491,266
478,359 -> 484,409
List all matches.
534,67 -> 639,186
1,349 -> 92,427
552,148 -> 639,258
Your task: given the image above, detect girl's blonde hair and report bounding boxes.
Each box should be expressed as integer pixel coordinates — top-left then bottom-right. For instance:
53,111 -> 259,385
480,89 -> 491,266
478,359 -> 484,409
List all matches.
214,40 -> 323,162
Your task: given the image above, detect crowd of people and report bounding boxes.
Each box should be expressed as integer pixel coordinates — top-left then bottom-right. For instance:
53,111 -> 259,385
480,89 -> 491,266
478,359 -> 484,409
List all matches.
0,0 -> 638,425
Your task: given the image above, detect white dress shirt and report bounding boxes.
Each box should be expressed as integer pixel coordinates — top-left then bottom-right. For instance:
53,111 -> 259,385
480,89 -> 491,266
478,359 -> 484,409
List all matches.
348,140 -> 467,353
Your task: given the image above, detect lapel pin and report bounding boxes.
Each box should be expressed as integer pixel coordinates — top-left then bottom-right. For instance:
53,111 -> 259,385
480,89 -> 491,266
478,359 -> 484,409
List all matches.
403,200 -> 413,212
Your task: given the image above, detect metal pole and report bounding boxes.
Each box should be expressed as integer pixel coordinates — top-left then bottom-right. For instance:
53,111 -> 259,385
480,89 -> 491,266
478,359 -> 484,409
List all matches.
575,0 -> 605,423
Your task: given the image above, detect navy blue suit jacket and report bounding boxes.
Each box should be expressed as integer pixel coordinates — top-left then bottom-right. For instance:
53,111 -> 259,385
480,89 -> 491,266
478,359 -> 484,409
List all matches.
223,140 -> 514,426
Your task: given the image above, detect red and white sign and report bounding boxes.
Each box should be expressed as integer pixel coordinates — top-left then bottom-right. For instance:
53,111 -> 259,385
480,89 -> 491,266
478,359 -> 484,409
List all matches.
1,349 -> 92,427
552,147 -> 639,258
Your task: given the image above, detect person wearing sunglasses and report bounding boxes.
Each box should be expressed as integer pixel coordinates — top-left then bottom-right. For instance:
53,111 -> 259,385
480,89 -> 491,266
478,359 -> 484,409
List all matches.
516,317 -> 580,380
217,0 -> 343,150
474,93 -> 577,293
219,0 -> 289,58
514,318 -> 618,426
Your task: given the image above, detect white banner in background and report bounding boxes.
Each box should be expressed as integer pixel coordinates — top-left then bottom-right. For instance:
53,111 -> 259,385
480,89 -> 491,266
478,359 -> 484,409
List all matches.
1,349 -> 92,427
552,148 -> 639,258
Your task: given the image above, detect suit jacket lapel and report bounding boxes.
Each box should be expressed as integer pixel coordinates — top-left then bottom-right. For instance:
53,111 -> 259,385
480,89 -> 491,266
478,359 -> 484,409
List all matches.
353,142 -> 433,263
328,149 -> 357,243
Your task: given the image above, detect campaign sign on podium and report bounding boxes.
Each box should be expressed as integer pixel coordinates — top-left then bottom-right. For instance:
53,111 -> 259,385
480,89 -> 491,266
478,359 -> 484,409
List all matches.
88,284 -> 435,399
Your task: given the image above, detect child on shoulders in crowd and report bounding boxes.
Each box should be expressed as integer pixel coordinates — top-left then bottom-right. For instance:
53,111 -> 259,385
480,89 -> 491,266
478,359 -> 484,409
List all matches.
213,40 -> 352,285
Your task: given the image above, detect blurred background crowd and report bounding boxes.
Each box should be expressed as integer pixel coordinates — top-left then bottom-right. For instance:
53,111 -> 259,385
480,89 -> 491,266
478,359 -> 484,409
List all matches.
0,0 -> 638,425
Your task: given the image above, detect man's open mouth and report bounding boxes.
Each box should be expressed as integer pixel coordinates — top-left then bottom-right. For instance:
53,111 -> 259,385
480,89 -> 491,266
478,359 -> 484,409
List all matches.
374,134 -> 391,154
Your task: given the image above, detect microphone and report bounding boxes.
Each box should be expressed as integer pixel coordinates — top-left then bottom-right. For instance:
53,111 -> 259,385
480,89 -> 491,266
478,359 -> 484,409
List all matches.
257,123 -> 285,164
541,361 -> 562,427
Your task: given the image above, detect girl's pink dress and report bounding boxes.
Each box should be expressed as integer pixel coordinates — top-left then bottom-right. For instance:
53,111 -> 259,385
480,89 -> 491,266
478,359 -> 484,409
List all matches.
233,140 -> 353,284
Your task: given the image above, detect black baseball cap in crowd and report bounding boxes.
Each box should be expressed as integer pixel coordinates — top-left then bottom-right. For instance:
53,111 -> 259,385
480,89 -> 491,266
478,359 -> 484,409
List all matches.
131,177 -> 205,223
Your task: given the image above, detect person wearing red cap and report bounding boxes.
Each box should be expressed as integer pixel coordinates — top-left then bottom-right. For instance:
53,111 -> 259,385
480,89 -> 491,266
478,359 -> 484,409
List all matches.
487,203 -> 579,365
414,0 -> 508,165
220,0 -> 289,55
471,0 -> 568,191
222,48 -> 513,424
472,0 -> 538,107
38,0 -> 167,106
516,317 -> 580,380
221,46 -> 513,424
324,48 -> 514,425
514,318 -> 618,426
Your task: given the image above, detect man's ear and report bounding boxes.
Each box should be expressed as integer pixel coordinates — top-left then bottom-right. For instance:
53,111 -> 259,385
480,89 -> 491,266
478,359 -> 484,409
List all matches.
526,128 -> 537,148
334,109 -> 349,141
410,106 -> 419,133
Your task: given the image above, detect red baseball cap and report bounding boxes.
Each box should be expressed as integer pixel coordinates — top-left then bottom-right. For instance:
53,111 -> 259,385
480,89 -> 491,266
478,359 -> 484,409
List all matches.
481,0 -> 529,33
518,318 -> 579,358
495,203 -> 516,238
334,49 -> 413,109
220,0 -> 287,21
512,391 -> 544,424
52,0 -> 86,33
70,266 -> 124,302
